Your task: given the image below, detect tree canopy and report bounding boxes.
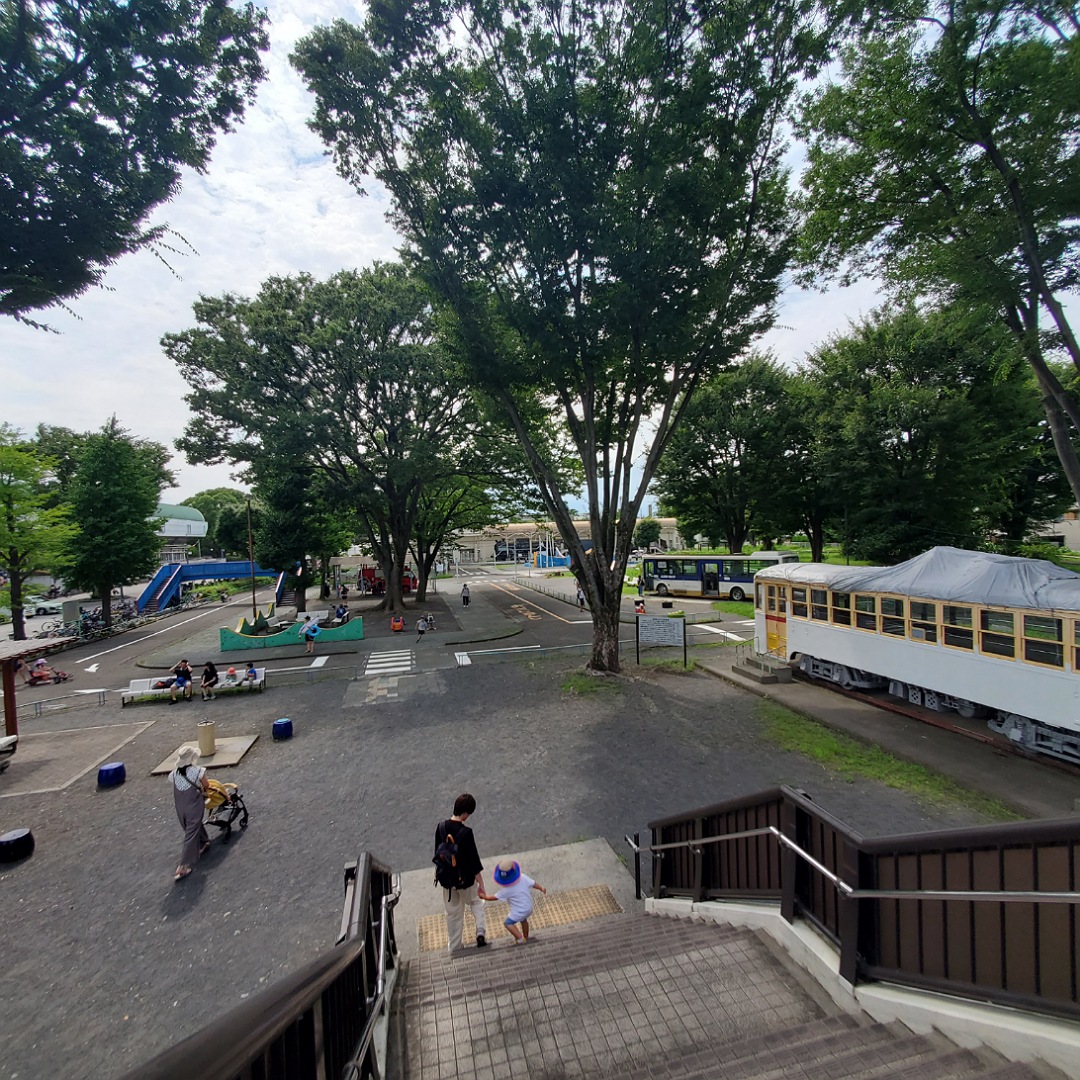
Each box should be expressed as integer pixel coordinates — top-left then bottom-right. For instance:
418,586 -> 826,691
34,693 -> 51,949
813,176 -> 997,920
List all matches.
0,425 -> 78,639
796,0 -> 1080,501
167,262 -> 511,611
1,0 -> 269,322
62,417 -> 174,624
292,0 -> 863,670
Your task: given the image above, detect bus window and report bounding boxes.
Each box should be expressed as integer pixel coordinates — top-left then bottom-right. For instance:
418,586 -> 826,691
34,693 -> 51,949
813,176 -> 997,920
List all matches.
791,587 -> 808,618
980,610 -> 1014,658
1024,614 -> 1063,667
855,595 -> 877,631
909,600 -> 937,643
943,605 -> 973,650
830,592 -> 852,626
881,597 -> 904,636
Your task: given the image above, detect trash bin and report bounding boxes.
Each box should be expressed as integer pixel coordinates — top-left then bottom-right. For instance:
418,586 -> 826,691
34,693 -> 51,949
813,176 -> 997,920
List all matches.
197,720 -> 217,756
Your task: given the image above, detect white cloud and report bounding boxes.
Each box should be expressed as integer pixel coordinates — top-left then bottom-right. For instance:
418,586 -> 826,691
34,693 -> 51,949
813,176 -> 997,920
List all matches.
0,0 -> 884,502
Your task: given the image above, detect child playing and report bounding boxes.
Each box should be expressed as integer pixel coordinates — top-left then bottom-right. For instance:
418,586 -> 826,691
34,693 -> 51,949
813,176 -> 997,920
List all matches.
242,660 -> 258,685
479,860 -> 547,944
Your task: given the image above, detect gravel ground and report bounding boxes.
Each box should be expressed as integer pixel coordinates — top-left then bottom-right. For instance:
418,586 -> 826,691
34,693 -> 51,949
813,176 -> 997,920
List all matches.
0,658 -> 996,1079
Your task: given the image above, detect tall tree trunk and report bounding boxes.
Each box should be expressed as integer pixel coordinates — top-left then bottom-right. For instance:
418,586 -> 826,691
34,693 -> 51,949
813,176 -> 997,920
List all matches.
8,561 -> 26,641
587,579 -> 621,673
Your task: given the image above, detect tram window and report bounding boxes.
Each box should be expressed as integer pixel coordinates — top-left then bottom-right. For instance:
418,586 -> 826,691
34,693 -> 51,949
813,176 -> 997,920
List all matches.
810,588 -> 828,621
791,586 -> 808,618
1024,615 -> 1063,667
980,610 -> 1014,658
767,584 -> 776,613
1073,621 -> 1080,670
831,591 -> 852,626
854,594 -> 877,631
881,597 -> 905,636
909,600 -> 937,643
942,605 -> 974,649
755,583 -> 763,609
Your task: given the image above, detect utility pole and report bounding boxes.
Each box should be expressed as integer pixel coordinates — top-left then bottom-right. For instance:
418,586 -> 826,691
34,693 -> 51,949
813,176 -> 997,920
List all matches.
247,497 -> 257,620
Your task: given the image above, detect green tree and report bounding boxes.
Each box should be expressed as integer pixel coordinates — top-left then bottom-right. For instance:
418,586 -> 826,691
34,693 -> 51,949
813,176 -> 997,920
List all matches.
1,0 -> 269,323
62,417 -> 174,625
181,487 -> 248,557
796,0 -> 1080,502
632,518 -> 662,552
0,425 -> 78,640
653,357 -> 794,556
168,263 -> 506,612
804,306 -> 1043,562
292,0 -> 860,671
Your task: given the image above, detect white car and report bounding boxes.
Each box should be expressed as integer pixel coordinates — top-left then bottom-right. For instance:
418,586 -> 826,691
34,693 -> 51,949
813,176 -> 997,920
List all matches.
31,601 -> 63,617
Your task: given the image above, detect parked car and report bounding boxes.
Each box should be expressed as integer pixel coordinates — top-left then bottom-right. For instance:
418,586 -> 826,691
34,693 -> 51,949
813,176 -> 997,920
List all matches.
32,600 -> 63,617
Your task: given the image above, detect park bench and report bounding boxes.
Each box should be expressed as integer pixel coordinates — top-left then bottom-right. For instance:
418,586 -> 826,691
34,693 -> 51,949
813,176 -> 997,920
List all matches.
121,668 -> 266,707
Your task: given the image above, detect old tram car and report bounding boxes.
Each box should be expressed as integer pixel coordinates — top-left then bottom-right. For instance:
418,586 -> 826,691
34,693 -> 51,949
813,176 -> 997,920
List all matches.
753,546 -> 1080,765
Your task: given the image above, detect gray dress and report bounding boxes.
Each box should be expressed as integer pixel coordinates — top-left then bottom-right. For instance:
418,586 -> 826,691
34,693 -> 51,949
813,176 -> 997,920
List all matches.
172,765 -> 209,869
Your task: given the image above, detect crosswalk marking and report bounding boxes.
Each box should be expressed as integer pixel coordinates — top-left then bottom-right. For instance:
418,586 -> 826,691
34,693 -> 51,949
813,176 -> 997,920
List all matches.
365,650 -> 414,676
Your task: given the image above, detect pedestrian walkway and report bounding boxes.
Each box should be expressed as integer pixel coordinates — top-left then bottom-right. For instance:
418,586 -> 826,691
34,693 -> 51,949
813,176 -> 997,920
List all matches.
365,650 -> 414,676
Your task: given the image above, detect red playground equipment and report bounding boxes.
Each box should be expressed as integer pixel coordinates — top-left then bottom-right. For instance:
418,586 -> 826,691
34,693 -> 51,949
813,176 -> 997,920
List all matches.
390,615 -> 405,632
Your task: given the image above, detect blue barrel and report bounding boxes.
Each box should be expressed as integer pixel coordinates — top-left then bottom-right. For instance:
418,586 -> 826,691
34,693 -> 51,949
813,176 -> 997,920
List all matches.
97,761 -> 126,788
0,827 -> 34,862
272,718 -> 293,741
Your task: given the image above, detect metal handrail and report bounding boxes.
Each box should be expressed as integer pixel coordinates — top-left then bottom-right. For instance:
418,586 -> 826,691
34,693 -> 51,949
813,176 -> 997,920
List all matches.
626,827 -> 1080,905
343,877 -> 401,1080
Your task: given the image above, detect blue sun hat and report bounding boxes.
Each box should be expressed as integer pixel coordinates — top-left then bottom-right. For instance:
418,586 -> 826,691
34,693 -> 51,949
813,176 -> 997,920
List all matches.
493,860 -> 521,885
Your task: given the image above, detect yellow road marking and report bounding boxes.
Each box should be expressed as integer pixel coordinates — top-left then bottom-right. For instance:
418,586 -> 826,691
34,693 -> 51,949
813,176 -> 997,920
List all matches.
489,581 -> 578,624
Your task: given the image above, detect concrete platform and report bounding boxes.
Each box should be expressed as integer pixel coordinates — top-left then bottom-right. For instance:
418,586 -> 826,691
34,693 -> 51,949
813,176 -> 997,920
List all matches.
150,734 -> 259,775
0,721 -> 155,797
417,882 -> 622,951
393,837 -> 643,961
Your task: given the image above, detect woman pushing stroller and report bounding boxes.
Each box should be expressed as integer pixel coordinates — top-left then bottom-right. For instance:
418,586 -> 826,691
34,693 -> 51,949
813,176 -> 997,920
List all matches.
170,747 -> 211,881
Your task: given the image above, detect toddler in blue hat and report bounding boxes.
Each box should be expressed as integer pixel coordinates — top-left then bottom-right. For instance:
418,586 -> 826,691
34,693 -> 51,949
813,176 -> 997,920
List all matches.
479,859 -> 547,944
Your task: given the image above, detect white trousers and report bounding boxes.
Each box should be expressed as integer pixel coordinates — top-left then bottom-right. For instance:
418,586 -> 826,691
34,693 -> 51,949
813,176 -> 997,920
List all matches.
443,884 -> 486,951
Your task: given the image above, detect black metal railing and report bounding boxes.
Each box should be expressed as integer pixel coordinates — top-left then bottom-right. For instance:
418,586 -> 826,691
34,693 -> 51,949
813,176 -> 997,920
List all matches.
632,786 -> 1080,1021
124,852 -> 399,1080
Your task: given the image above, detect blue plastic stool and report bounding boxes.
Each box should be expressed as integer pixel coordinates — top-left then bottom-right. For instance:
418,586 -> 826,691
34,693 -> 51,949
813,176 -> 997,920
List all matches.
97,761 -> 126,788
272,718 -> 293,741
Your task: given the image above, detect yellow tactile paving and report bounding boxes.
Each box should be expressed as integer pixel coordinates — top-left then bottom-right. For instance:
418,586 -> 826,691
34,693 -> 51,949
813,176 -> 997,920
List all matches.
417,883 -> 622,952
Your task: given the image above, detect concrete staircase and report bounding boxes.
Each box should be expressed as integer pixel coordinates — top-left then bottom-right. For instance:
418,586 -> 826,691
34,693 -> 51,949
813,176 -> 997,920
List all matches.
732,652 -> 794,684
391,912 -> 1066,1080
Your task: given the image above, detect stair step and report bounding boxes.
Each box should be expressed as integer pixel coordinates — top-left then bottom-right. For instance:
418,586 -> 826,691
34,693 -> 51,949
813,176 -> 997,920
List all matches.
397,912 -> 1068,1080
732,665 -> 779,684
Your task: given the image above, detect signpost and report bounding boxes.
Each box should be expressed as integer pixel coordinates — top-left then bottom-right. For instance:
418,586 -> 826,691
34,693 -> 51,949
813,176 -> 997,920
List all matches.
636,614 -> 687,668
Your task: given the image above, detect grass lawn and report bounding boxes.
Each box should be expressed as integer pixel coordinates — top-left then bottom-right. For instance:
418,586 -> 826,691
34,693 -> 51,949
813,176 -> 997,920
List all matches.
756,700 -> 1021,821
711,599 -> 754,617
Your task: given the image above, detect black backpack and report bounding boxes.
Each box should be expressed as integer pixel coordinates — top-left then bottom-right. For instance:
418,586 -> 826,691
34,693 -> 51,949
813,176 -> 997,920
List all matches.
433,827 -> 462,890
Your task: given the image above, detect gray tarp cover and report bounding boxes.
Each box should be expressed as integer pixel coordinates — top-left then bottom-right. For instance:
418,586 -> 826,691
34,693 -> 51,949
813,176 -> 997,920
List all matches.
775,546 -> 1080,612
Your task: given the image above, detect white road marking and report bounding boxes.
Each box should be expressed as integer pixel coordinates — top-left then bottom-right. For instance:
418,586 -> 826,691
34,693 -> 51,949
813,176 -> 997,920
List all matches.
365,650 -> 414,676
84,663 -> 100,672
79,608 -> 223,662
309,656 -> 328,668
696,624 -> 746,641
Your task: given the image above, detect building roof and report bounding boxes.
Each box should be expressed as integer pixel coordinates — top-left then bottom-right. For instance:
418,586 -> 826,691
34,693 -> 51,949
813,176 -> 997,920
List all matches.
762,546 -> 1080,613
157,504 -> 206,522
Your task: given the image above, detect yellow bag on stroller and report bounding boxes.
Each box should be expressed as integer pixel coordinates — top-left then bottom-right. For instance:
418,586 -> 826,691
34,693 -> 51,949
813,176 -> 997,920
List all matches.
203,778 -> 249,841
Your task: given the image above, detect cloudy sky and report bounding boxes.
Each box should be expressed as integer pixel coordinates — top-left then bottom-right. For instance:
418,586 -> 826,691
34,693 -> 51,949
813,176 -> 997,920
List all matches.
0,0 -> 880,503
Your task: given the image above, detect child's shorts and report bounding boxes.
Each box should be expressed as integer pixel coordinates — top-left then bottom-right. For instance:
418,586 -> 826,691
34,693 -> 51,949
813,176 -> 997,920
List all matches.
504,914 -> 531,927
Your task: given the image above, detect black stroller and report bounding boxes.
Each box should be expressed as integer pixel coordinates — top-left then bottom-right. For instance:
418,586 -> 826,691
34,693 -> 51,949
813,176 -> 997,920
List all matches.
204,779 -> 250,841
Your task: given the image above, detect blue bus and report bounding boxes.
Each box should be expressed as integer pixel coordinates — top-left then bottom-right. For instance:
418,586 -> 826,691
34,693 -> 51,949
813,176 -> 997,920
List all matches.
641,551 -> 800,601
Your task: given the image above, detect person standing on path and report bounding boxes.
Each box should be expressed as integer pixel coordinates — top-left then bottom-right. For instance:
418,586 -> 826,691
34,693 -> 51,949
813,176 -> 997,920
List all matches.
299,615 -> 320,654
416,615 -> 427,642
461,582 -> 470,608
170,747 -> 210,881
434,793 -> 488,952
479,860 -> 547,944
576,584 -> 586,611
